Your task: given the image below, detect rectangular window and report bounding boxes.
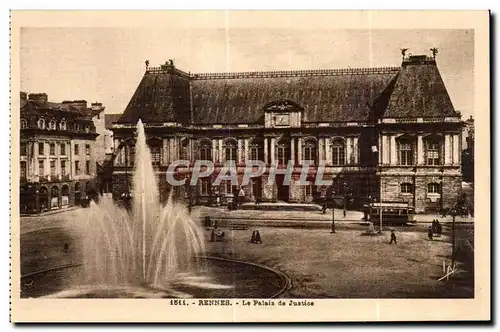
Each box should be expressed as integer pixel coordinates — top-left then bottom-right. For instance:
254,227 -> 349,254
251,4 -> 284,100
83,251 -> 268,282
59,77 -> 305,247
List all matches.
38,142 -> 44,155
50,160 -> 56,177
60,143 -> 66,156
277,146 -> 288,164
225,181 -> 233,194
225,147 -> 237,162
426,142 -> 440,165
150,146 -> 162,165
200,148 -> 212,161
61,160 -> 66,176
74,144 -> 79,155
38,160 -> 44,175
201,179 -> 210,195
250,147 -> 259,161
332,146 -> 345,166
20,161 -> 27,179
75,161 -> 80,175
427,183 -> 441,194
50,143 -> 55,155
85,160 -> 90,175
400,143 -> 413,166
85,144 -> 90,155
305,183 -> 313,197
20,142 -> 27,156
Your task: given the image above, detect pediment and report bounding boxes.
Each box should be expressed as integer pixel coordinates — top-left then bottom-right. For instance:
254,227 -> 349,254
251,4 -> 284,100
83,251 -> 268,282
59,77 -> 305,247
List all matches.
263,100 -> 303,113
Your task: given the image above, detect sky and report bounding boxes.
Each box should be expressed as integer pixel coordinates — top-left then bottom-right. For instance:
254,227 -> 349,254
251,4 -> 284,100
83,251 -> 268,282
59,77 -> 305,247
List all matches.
20,25 -> 474,119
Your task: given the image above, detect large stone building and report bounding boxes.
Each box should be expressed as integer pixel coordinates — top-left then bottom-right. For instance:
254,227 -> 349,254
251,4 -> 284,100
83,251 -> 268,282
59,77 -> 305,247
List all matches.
111,54 -> 464,213
19,92 -> 105,213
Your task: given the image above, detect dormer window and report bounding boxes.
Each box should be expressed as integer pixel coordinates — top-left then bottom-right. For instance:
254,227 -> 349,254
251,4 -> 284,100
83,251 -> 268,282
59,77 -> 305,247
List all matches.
37,119 -> 45,130
20,119 -> 27,129
59,120 -> 67,131
48,120 -> 56,130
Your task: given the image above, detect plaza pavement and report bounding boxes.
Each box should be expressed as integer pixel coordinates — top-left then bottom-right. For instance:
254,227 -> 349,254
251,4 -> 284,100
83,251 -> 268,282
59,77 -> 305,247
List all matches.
19,204 -> 474,235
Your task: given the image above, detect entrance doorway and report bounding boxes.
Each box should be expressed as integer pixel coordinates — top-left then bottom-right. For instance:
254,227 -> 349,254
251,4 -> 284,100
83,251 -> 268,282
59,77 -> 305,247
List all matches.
251,178 -> 262,202
275,175 -> 289,201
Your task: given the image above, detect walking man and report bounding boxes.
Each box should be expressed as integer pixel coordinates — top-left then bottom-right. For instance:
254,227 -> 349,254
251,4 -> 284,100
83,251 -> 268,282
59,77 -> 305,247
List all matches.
389,230 -> 397,244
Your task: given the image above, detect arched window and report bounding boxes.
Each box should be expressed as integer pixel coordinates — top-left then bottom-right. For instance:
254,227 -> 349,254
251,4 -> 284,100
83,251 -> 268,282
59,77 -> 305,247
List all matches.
427,182 -> 441,194
224,139 -> 237,162
398,138 -> 415,166
276,138 -> 289,165
331,138 -> 346,166
302,138 -> 317,164
37,118 -> 45,130
49,120 -> 57,130
198,140 -> 212,161
20,119 -> 27,129
400,182 -> 413,194
249,138 -> 264,161
425,139 -> 442,165
59,120 -> 67,131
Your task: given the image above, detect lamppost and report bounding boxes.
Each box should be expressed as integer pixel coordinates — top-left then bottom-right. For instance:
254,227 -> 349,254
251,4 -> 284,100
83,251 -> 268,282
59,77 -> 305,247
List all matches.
342,181 -> 348,218
448,195 -> 468,265
331,187 -> 336,234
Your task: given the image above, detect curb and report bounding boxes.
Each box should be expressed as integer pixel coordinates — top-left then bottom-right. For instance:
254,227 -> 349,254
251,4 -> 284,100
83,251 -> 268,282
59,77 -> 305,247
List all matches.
200,256 -> 292,298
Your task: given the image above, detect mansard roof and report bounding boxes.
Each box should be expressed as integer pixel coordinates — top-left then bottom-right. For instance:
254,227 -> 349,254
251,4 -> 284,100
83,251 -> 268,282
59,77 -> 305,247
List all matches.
116,55 -> 459,126
384,56 -> 458,118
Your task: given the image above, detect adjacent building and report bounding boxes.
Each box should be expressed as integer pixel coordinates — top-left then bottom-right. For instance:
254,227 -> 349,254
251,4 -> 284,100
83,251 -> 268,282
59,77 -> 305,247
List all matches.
111,53 -> 464,213
19,92 -> 104,214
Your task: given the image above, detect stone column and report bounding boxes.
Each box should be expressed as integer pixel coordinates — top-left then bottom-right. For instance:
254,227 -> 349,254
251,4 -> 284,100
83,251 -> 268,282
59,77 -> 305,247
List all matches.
297,137 -> 303,164
290,138 -> 295,164
169,138 -> 175,162
390,135 -> 397,165
381,135 -> 389,164
264,138 -> 269,164
244,138 -> 249,163
444,134 -> 452,165
325,138 -> 331,165
453,134 -> 460,165
353,136 -> 359,164
212,139 -> 217,163
218,139 -> 223,163
346,137 -> 353,164
417,135 -> 424,165
378,135 -> 382,163
318,138 -> 324,163
163,138 -> 169,164
270,137 -> 276,165
237,139 -> 243,164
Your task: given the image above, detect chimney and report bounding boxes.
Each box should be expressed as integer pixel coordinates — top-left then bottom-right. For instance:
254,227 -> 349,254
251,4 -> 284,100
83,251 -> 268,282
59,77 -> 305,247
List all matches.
28,93 -> 48,103
91,102 -> 105,112
402,54 -> 436,67
20,92 -> 27,100
62,100 -> 87,108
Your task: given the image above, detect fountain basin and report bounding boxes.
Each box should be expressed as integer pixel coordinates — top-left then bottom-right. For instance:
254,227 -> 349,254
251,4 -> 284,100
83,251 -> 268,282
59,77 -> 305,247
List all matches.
21,257 -> 290,299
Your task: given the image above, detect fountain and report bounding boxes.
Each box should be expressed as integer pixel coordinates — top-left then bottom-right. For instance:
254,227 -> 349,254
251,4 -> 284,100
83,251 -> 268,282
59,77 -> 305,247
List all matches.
20,119 -> 289,299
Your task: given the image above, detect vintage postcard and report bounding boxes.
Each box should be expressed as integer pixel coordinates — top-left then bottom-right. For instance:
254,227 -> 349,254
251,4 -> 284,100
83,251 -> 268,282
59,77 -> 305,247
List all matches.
10,10 -> 490,322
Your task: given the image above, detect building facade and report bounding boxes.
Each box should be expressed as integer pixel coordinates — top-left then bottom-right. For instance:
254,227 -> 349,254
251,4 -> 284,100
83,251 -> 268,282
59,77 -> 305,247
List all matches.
19,92 -> 104,214
111,54 -> 464,213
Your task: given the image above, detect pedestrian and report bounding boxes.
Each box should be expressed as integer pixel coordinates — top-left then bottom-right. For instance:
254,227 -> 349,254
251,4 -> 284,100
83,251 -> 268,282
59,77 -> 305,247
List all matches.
389,230 -> 397,244
250,231 -> 256,243
322,204 -> 327,214
428,226 -> 434,240
255,230 -> 262,244
436,221 -> 442,237
210,229 -> 216,242
63,242 -> 69,253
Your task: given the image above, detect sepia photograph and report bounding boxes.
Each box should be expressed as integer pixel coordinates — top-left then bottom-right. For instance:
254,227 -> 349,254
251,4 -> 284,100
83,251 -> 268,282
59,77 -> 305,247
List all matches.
10,10 -> 490,322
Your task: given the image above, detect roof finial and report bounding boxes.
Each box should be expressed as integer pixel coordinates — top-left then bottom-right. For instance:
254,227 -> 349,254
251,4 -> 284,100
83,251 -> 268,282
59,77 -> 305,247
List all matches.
400,48 -> 409,59
168,59 -> 174,66
430,47 -> 438,59
145,60 -> 149,70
